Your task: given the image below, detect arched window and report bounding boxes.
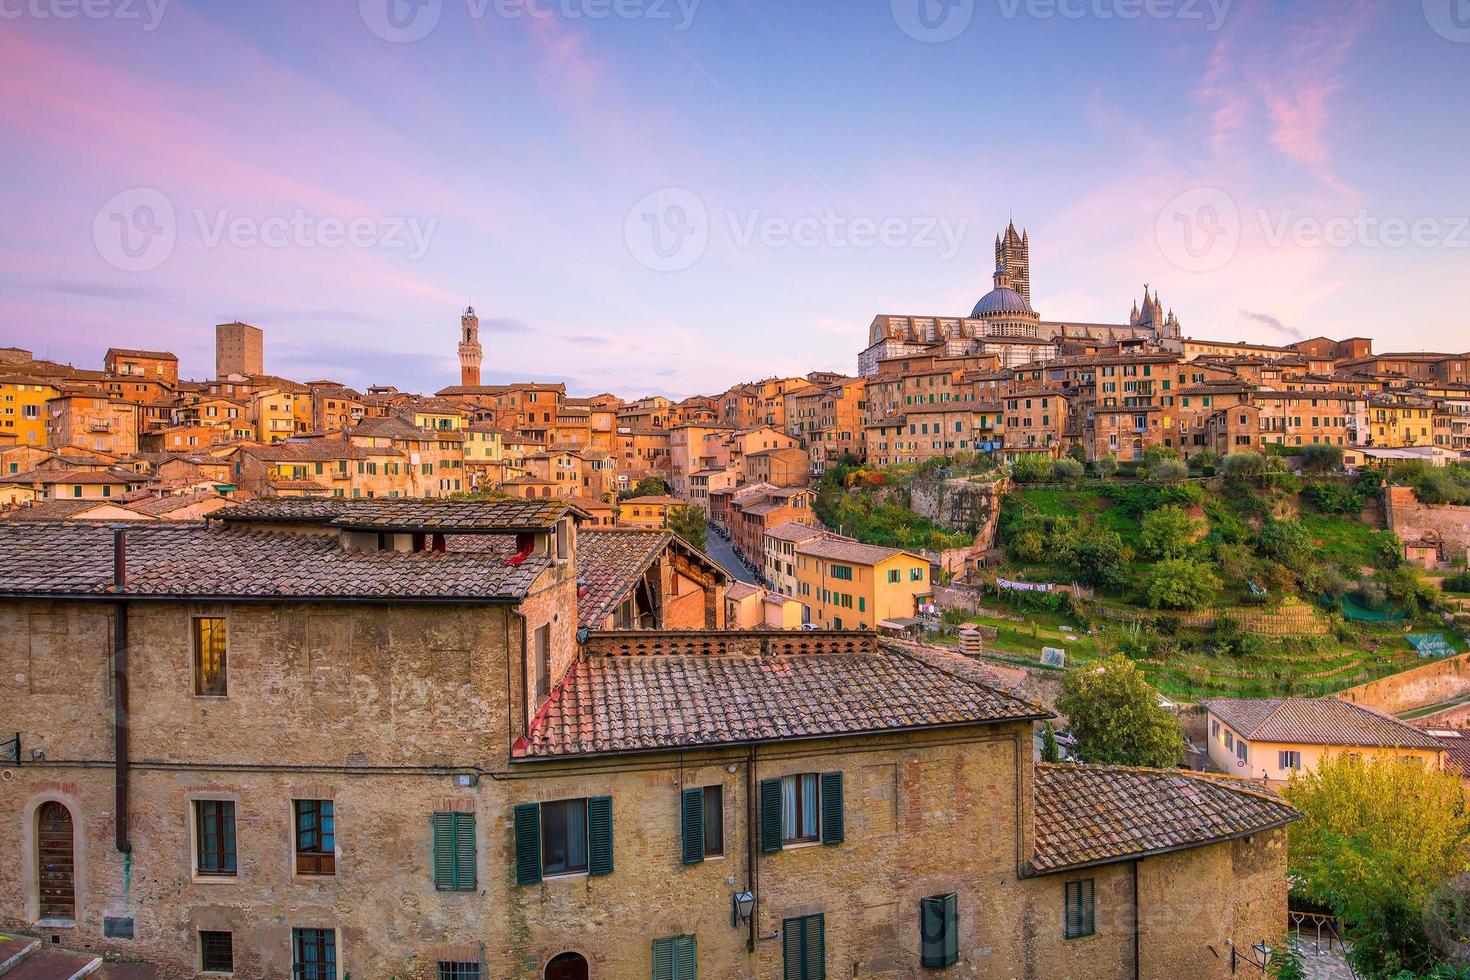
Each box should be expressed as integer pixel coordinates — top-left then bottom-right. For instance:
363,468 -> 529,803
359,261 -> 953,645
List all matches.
37,801 -> 75,920
545,952 -> 588,980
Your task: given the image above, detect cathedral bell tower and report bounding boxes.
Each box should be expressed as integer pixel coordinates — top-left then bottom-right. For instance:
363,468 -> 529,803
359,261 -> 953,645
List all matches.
458,305 -> 483,387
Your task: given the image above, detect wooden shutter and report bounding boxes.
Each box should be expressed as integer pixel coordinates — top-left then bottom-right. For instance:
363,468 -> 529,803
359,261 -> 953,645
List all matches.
1065,879 -> 1094,938
820,771 -> 844,846
783,915 -> 824,980
652,937 -> 674,980
514,803 -> 542,886
673,934 -> 696,979
920,893 -> 959,968
782,918 -> 804,980
432,812 -> 454,890
588,795 -> 614,876
760,777 -> 783,853
652,934 -> 697,980
1080,879 -> 1094,936
454,813 -> 476,891
681,787 -> 705,865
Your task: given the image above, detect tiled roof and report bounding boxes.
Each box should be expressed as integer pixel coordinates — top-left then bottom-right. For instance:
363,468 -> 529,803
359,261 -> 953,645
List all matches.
123,491 -> 231,516
796,538 -> 915,566
217,497 -> 572,533
1,499 -> 134,521
0,522 -> 546,601
0,467 -> 138,485
725,581 -> 761,601
621,495 -> 678,505
1031,764 -> 1299,873
1425,729 -> 1470,775
106,347 -> 178,361
513,639 -> 1048,759
244,440 -> 389,462
576,529 -> 671,627
1202,698 -> 1444,749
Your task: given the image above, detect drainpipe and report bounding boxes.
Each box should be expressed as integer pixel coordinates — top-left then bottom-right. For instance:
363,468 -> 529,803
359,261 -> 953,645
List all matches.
113,527 -> 132,854
1131,859 -> 1140,979
745,743 -> 757,955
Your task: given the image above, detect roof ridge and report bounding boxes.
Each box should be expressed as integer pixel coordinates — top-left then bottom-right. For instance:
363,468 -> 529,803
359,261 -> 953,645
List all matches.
884,641 -> 1050,719
1037,761 -> 1288,805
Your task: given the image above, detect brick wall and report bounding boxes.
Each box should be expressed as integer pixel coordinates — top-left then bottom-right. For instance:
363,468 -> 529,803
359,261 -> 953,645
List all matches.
1387,484 -> 1470,559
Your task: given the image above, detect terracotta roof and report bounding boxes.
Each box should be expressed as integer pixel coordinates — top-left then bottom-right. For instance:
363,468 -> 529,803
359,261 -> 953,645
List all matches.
621,495 -> 678,505
725,581 -> 761,601
513,639 -> 1048,759
576,529 -> 672,627
1031,764 -> 1299,873
0,467 -> 138,486
763,521 -> 832,543
217,497 -> 572,533
0,522 -> 547,601
123,490 -> 231,516
244,440 -> 389,461
796,538 -> 918,566
106,347 -> 178,361
2,499 -> 137,521
1202,698 -> 1443,749
1425,729 -> 1470,775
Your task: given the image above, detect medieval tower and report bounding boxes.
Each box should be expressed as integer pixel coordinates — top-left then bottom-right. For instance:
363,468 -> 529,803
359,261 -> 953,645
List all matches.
458,305 -> 483,387
993,220 -> 1030,304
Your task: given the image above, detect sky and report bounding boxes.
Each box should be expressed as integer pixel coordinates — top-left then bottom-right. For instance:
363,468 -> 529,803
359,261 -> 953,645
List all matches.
1,0 -> 1467,398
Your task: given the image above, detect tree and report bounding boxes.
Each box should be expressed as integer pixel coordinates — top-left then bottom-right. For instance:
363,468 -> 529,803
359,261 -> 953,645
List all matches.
620,476 -> 671,500
1071,528 -> 1133,590
1052,457 -> 1085,482
1222,450 -> 1266,479
1257,518 -> 1315,572
1066,444 -> 1087,465
1140,504 -> 1200,560
1191,448 -> 1221,475
1284,755 -> 1470,977
1041,722 -> 1062,763
1299,442 -> 1345,473
1056,655 -> 1185,767
1143,444 -> 1179,468
1094,453 -> 1119,479
1148,458 -> 1189,482
667,504 -> 708,551
1144,558 -> 1221,610
1011,453 -> 1053,483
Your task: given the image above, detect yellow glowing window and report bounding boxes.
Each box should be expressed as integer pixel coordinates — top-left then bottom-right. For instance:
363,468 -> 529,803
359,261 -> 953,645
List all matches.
194,617 -> 228,696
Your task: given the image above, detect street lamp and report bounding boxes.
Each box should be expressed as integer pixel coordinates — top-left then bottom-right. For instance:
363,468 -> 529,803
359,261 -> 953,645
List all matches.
731,891 -> 755,928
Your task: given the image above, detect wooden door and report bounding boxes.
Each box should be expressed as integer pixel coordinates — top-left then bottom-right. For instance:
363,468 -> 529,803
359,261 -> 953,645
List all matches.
37,801 -> 75,920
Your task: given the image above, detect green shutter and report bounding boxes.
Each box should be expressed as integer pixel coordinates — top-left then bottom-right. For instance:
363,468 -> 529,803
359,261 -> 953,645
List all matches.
805,914 -> 825,979
681,787 -> 705,865
432,812 -> 454,890
783,915 -> 824,980
1064,879 -> 1095,938
820,771 -> 844,846
588,795 -> 614,876
514,803 -> 542,886
673,934 -> 696,979
454,813 -> 476,891
760,777 -> 783,853
782,918 -> 803,980
652,937 -> 674,980
920,894 -> 958,968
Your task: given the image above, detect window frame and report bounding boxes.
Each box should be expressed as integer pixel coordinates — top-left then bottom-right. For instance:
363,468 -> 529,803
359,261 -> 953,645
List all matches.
541,797 -> 590,877
291,927 -> 338,980
702,785 -> 724,859
193,799 -> 238,878
780,773 -> 820,845
193,616 -> 228,697
293,799 -> 336,876
199,930 -> 234,973
1064,878 -> 1096,939
436,962 -> 481,980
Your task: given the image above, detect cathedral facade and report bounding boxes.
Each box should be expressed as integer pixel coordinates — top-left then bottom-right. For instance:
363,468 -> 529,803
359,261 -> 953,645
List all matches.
858,220 -> 1182,375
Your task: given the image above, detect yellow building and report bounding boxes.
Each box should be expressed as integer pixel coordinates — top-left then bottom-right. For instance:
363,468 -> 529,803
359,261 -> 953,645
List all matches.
794,538 -> 931,630
0,375 -> 59,447
250,388 -> 307,443
1367,397 -> 1436,447
1202,697 -> 1446,782
619,494 -> 677,528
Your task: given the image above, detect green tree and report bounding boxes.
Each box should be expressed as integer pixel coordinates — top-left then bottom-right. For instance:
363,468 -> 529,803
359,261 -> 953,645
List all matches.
1011,453 -> 1053,483
1066,444 -> 1087,465
1285,755 -> 1470,977
620,476 -> 671,500
1071,528 -> 1133,590
1056,654 -> 1185,767
1148,458 -> 1189,482
1222,450 -> 1266,479
1299,442 -> 1345,473
1140,504 -> 1200,560
1144,558 -> 1221,610
666,504 -> 708,551
1094,453 -> 1119,478
1052,457 -> 1085,482
1191,448 -> 1221,474
1143,444 -> 1179,468
1257,518 -> 1314,571
1041,722 -> 1062,763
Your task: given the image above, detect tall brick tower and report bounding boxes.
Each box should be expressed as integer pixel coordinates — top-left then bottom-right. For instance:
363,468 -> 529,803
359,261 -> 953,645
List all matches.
458,306 -> 483,387
993,220 -> 1031,305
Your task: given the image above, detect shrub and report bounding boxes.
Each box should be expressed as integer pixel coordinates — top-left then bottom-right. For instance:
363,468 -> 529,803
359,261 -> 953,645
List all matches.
1147,458 -> 1190,483
1145,558 -> 1221,610
1141,504 -> 1201,561
1298,442 -> 1345,473
1094,453 -> 1119,478
1257,518 -> 1315,572
1222,450 -> 1267,479
1052,457 -> 1085,482
1011,453 -> 1054,483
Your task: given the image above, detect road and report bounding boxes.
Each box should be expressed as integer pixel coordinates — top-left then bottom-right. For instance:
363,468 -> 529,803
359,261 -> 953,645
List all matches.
698,530 -> 761,586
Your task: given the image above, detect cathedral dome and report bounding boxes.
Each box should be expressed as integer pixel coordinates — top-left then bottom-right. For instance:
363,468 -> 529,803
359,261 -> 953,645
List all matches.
971,286 -> 1035,319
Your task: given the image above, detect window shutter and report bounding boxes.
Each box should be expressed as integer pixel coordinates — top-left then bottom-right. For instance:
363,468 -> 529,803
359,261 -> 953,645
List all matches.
681,787 -> 705,865
674,934 -> 696,979
919,896 -> 945,968
820,771 -> 844,845
588,795 -> 614,876
432,812 -> 454,890
804,915 -> 825,979
454,813 -> 476,891
1080,879 -> 1095,936
514,803 -> 542,886
782,920 -> 803,980
652,937 -> 674,980
942,893 -> 959,966
759,777 -> 783,853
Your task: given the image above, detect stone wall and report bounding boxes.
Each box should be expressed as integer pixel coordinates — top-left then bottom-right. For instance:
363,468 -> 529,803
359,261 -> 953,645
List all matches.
1334,650 -> 1470,715
1098,599 -> 1329,635
907,476 -> 1007,543
1387,484 -> 1470,562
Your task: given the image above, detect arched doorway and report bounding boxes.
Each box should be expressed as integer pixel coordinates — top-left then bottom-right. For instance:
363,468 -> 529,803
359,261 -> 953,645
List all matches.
37,802 -> 75,920
545,952 -> 588,980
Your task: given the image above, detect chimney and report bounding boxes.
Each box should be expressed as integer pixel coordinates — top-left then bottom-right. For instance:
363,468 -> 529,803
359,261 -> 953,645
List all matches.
113,527 -> 127,589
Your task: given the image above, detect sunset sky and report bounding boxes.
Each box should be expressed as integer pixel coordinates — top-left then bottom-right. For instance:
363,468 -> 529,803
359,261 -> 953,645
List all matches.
2,0 -> 1466,396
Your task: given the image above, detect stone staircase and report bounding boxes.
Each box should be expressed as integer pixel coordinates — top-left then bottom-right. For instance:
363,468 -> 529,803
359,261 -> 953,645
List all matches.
0,936 -> 100,980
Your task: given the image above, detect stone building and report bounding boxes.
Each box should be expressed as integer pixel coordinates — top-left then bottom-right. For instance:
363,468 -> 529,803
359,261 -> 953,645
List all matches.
215,322 -> 264,379
0,499 -> 1296,977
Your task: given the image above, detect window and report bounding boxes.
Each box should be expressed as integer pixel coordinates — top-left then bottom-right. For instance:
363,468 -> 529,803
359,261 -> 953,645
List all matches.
681,786 -> 724,863
651,934 -> 696,980
294,800 -> 335,875
1278,751 -> 1302,771
292,928 -> 336,980
783,913 -> 825,979
542,798 -> 589,875
437,963 -> 480,980
193,617 -> 227,696
760,772 -> 843,851
200,931 -> 233,973
887,569 -> 900,584
431,812 -> 476,891
1064,879 -> 1095,939
514,796 -> 614,883
1236,740 -> 1248,764
919,893 -> 959,968
534,624 -> 551,702
1211,721 -> 1220,739
910,567 -> 924,581
194,800 -> 237,876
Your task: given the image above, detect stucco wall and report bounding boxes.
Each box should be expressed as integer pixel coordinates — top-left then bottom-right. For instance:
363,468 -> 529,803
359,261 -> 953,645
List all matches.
1335,651 -> 1470,715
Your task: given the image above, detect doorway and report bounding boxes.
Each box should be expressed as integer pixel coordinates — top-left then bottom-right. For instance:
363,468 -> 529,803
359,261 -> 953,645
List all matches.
37,801 -> 75,920
545,952 -> 589,980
